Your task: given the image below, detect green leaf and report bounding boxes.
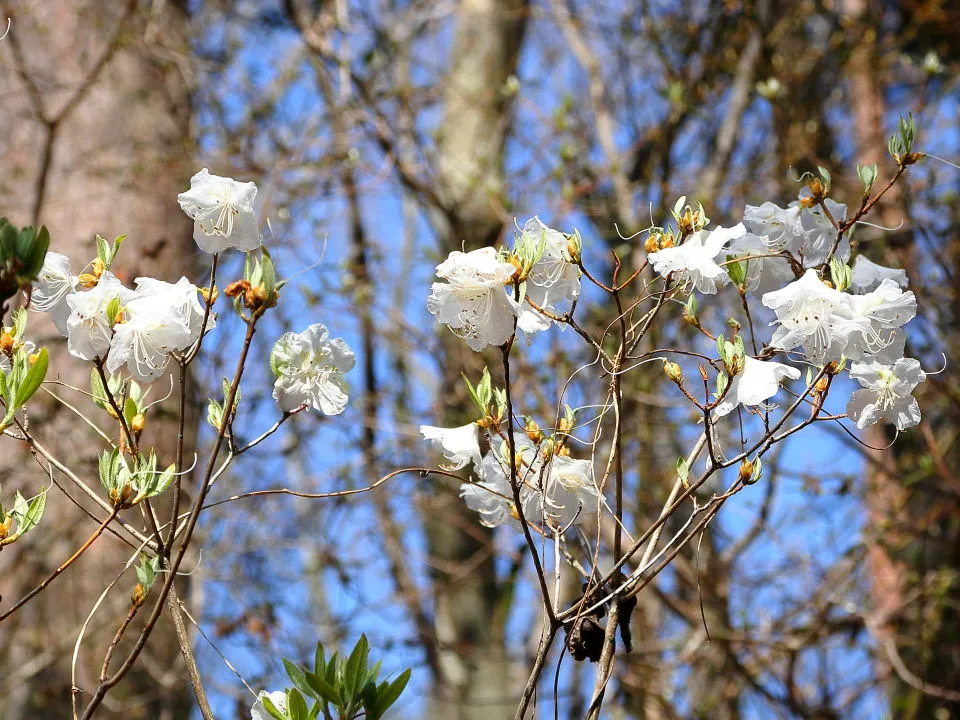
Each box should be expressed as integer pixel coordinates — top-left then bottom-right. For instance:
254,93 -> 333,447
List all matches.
288,688 -> 309,720
15,347 -> 47,409
817,165 -> 831,193
96,235 -> 111,266
373,669 -> 411,717
344,635 -> 369,702
206,399 -> 223,429
284,659 -> 317,701
12,307 -> 27,341
305,669 -> 342,707
261,694 -> 288,720
314,642 -> 326,675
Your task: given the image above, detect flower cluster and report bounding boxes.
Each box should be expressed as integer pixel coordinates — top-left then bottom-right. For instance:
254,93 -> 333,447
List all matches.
427,217 -> 581,350
651,193 -> 924,431
30,252 -> 212,382
420,422 -> 599,534
421,179 -> 930,541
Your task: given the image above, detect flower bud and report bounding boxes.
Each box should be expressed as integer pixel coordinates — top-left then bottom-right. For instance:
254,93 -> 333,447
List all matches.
557,444 -> 571,457
644,234 -> 660,254
0,515 -> 13,541
815,376 -> 829,393
798,195 -> 817,209
91,257 -> 106,279
660,233 -> 676,249
807,177 -> 825,198
566,235 -> 581,263
664,361 -> 683,383
738,459 -> 755,484
224,279 -> 251,298
698,364 -> 709,382
0,331 -> 13,355
525,418 -> 543,443
131,583 -> 145,607
131,413 -> 145,433
558,417 -> 572,434
200,285 -> 219,304
28,352 -> 39,365
78,273 -> 99,289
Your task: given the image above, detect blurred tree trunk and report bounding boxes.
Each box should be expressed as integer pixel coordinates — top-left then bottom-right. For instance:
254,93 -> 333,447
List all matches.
425,1 -> 529,717
0,1 -> 197,717
846,2 -> 960,716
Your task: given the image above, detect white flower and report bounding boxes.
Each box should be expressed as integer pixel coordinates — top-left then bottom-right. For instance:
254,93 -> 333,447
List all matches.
461,450 -> 518,529
743,202 -> 804,252
107,301 -> 192,383
846,358 -> 925,431
743,200 -> 849,267
271,323 -> 355,415
850,255 -> 908,293
796,199 -> 848,266
714,356 -> 800,417
726,232 -> 796,296
133,276 -> 215,341
534,456 -> 599,529
29,251 -> 76,334
177,168 -> 261,254
845,279 -> 916,360
426,247 -> 520,351
420,423 -> 482,470
649,223 -> 746,294
251,690 -> 287,720
65,272 -> 137,361
762,269 -> 857,362
515,218 -> 580,333
460,437 -> 597,534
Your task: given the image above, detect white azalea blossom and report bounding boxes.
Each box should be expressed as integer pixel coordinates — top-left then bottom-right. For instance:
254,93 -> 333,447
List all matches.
743,199 -> 848,267
427,247 -> 519,351
850,255 -> 909,293
846,358 -> 925,431
65,272 -> 137,361
133,276 -> 215,341
762,269 -> 858,362
460,437 -> 597,533
797,198 -> 848,266
251,690 -> 288,720
420,423 -> 482,470
534,455 -> 599,529
29,251 -> 76,333
714,356 -> 801,417
743,202 -> 804,252
515,217 -> 581,333
107,297 -> 193,382
727,232 -> 796,296
461,450 -> 519,529
177,168 -> 261,254
648,223 -> 746,294
846,279 -> 916,360
271,323 -> 355,415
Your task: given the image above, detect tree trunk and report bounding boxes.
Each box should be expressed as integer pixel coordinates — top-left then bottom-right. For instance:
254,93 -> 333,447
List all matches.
0,1 -> 197,717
